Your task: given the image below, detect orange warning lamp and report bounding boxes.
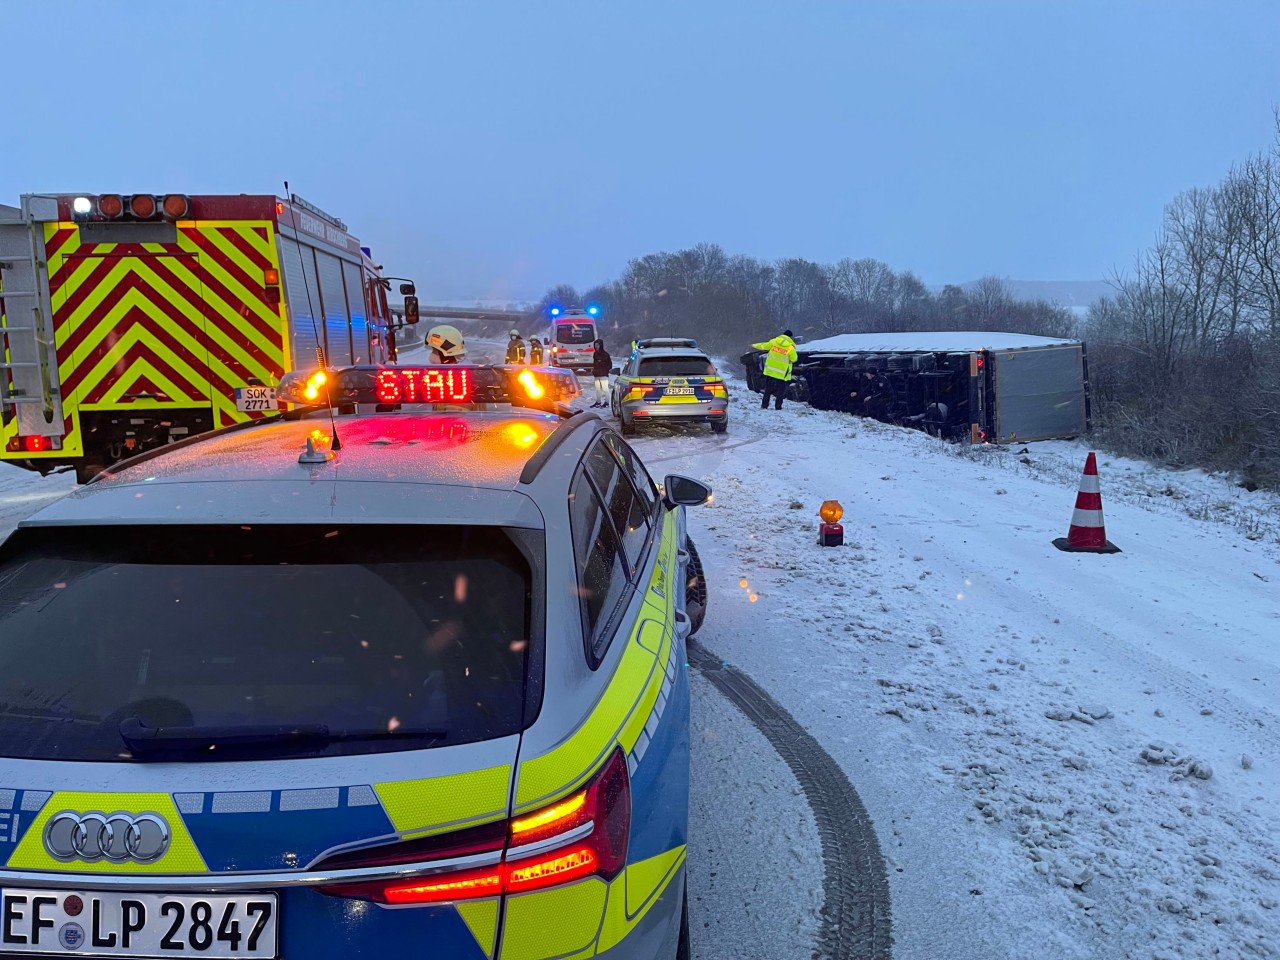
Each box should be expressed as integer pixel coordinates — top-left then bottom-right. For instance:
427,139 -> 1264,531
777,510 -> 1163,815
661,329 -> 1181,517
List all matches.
818,499 -> 844,547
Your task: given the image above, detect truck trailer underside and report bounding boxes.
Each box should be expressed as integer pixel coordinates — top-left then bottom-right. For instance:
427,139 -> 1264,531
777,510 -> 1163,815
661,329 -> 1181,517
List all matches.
742,332 -> 1090,444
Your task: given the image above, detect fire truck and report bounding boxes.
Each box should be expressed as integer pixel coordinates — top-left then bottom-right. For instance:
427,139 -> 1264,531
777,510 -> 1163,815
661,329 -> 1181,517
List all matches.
0,192 -> 394,482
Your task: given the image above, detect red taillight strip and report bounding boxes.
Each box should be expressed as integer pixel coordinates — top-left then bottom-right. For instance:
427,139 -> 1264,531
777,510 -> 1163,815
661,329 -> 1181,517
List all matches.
318,749 -> 631,906
382,869 -> 503,905
506,848 -> 597,892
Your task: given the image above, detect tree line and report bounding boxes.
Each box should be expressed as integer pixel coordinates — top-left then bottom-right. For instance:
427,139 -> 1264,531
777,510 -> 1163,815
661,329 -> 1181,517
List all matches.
523,251 -> 1075,362
1082,115 -> 1280,489
504,115 -> 1279,488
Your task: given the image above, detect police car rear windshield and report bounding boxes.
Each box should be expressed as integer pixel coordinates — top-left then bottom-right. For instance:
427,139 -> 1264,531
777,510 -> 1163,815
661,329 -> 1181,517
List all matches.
0,525 -> 537,762
555,322 -> 596,344
638,356 -> 716,378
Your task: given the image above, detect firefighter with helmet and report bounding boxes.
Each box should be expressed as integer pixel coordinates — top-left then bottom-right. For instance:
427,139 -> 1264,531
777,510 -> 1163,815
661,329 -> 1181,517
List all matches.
506,329 -> 526,365
528,336 -> 544,365
425,324 -> 466,364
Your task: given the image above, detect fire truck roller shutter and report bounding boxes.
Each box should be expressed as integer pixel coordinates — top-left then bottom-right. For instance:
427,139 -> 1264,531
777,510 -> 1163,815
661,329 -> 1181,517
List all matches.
279,236 -> 323,369
316,249 -> 353,367
342,259 -> 369,365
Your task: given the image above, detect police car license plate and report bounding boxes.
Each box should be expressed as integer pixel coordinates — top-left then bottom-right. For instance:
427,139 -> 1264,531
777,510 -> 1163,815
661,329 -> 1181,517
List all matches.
234,387 -> 277,412
0,888 -> 278,957
664,387 -> 694,395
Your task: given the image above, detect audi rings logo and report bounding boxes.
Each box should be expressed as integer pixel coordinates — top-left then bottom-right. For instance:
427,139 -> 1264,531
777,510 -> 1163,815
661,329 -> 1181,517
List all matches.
43,812 -> 171,864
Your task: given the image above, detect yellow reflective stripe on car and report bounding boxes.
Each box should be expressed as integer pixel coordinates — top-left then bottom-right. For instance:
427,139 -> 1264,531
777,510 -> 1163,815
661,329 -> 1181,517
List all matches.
457,899 -> 501,959
618,624 -> 671,753
515,516 -> 678,813
496,846 -> 686,957
376,764 -> 511,836
7,792 -> 207,874
515,619 -> 664,811
499,877 -> 608,960
624,844 -> 686,918
598,845 -> 687,953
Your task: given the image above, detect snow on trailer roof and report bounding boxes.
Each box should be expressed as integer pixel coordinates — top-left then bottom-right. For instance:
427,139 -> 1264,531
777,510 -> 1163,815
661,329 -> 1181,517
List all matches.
797,331 -> 1080,354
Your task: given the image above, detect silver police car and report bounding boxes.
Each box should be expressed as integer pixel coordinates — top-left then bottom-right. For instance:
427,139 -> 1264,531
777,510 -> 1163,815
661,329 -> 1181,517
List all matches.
0,363 -> 706,960
611,340 -> 729,436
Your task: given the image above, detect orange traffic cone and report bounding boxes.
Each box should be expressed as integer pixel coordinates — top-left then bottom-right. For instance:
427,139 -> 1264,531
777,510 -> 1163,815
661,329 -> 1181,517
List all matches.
1053,452 -> 1121,553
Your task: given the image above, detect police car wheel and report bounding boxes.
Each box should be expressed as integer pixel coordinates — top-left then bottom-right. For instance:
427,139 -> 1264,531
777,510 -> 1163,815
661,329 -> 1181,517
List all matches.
685,539 -> 707,636
620,414 -> 637,437
711,419 -> 728,434
675,878 -> 691,960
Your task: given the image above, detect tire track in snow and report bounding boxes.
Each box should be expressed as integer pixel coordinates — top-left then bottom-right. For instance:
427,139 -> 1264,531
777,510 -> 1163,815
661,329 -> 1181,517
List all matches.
688,639 -> 893,960
643,434 -> 765,465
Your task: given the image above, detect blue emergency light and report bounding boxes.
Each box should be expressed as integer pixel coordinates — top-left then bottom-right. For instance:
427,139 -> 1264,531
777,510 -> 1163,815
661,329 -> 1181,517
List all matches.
550,307 -> 562,317
587,305 -> 599,316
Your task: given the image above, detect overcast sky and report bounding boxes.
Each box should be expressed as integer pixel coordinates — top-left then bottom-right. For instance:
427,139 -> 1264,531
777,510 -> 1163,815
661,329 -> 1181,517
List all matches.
3,0 -> 1277,301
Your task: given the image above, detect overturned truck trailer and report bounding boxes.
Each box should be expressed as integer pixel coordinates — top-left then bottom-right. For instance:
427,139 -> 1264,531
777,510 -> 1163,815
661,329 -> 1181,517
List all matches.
742,332 -> 1090,443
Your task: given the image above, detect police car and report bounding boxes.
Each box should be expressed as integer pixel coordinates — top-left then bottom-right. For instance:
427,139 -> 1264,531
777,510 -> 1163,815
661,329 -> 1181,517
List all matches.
0,363 -> 707,959
611,340 -> 729,436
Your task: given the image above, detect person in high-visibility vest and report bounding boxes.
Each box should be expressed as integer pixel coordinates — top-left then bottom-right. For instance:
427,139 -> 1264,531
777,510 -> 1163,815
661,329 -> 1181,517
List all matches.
505,330 -> 526,365
750,329 -> 798,410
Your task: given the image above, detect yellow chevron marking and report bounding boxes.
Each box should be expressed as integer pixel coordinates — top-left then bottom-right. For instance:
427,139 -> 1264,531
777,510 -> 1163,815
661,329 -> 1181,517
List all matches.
96,355 -> 192,407
72,324 -> 207,409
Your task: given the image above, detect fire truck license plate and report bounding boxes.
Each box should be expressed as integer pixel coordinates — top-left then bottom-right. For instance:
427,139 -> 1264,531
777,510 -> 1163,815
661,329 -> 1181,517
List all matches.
235,387 -> 278,412
0,888 -> 278,957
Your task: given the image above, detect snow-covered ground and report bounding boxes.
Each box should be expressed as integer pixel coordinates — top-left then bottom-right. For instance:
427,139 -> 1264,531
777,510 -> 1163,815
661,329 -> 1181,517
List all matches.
2,366 -> 1277,960
625,381 -> 1280,960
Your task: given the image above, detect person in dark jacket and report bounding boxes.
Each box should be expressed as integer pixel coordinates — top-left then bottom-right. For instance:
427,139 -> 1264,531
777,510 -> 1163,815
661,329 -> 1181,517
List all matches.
505,330 -> 526,365
591,339 -> 612,408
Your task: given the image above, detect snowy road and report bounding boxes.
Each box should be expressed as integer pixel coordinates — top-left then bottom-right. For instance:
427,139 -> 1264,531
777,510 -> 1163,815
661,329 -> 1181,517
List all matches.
625,381 -> 1280,960
2,371 -> 1278,959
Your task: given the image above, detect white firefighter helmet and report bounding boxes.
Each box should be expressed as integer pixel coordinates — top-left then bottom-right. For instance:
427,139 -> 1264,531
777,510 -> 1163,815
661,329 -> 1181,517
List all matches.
510,329 -> 521,338
425,324 -> 466,360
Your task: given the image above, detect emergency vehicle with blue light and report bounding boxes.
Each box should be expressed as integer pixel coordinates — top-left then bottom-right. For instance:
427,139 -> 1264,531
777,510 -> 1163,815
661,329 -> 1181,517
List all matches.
545,307 -> 600,374
0,361 -> 706,959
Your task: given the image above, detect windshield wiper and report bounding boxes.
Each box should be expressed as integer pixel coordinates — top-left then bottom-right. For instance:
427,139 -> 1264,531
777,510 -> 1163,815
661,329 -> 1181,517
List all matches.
119,717 -> 329,756
118,717 -> 447,758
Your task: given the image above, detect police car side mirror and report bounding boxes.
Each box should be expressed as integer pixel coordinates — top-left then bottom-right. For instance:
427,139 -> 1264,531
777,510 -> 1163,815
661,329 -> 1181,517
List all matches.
662,475 -> 712,509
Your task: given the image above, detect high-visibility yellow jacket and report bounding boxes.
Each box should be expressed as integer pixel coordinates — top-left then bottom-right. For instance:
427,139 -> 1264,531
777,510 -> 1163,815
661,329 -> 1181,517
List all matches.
751,335 -> 798,381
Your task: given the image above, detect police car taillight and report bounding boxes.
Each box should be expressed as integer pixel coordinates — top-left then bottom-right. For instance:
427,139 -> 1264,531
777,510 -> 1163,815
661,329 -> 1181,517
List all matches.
317,749 -> 630,904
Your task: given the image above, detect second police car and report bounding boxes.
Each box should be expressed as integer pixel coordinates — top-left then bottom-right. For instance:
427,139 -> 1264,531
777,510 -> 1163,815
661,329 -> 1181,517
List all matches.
0,362 -> 707,959
611,340 -> 729,436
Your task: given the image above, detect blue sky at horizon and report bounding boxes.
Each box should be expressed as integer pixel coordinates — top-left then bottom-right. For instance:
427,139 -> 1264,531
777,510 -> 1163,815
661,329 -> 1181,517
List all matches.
3,0 -> 1277,302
